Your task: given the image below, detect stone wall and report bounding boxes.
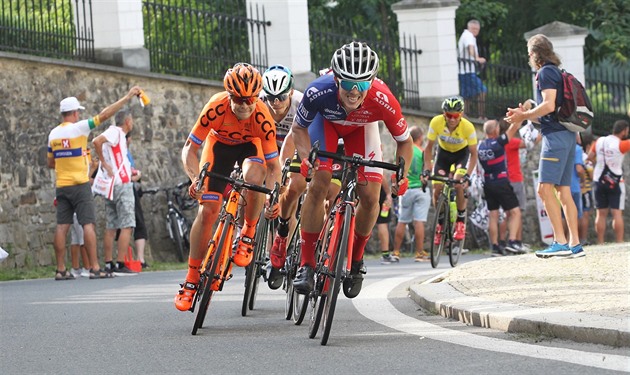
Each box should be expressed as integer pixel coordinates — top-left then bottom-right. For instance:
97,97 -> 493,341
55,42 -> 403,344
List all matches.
1,52 -> 627,269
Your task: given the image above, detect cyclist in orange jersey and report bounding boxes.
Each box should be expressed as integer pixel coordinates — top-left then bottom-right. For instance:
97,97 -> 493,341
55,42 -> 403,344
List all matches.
174,63 -> 282,312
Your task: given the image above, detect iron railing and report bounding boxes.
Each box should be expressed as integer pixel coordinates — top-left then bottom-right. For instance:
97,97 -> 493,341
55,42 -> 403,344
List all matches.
309,16 -> 423,110
585,64 -> 630,136
0,0 -> 94,62
142,0 -> 270,81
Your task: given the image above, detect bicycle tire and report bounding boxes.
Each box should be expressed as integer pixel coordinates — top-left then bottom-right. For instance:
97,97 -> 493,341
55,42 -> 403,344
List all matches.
320,208 -> 350,346
290,235 -> 308,325
308,208 -> 336,338
430,194 -> 449,268
250,218 -> 273,311
284,227 -> 299,320
169,212 -> 185,262
191,216 -> 232,335
242,214 -> 271,316
308,293 -> 326,339
449,212 -> 466,267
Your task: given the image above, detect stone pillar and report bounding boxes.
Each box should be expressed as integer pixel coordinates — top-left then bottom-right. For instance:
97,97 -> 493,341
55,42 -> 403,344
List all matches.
524,21 -> 588,82
392,0 -> 461,113
247,0 -> 314,90
81,0 -> 150,70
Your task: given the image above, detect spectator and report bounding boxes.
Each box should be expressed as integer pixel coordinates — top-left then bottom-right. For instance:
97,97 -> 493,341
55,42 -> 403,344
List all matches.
501,101 -> 541,250
477,119 -> 524,256
505,34 -> 583,258
47,88 -> 140,280
126,133 -> 150,268
561,134 -> 586,239
458,19 -> 487,119
93,108 -> 139,275
579,134 -> 595,245
377,180 -> 396,264
70,149 -> 98,278
588,119 -> 630,243
392,126 -> 431,262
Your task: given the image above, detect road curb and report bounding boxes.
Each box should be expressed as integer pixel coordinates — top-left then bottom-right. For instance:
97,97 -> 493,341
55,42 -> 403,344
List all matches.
409,281 -> 630,347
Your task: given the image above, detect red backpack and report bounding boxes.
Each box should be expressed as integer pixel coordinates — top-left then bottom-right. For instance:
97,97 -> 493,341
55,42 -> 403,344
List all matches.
555,68 -> 594,132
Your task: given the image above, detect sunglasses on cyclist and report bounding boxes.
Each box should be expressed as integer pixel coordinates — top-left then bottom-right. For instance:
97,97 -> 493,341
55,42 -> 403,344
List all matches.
230,96 -> 258,105
264,93 -> 289,103
444,112 -> 462,120
338,79 -> 372,92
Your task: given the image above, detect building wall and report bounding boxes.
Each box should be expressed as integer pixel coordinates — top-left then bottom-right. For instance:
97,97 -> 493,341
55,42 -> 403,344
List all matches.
1,53 -> 627,269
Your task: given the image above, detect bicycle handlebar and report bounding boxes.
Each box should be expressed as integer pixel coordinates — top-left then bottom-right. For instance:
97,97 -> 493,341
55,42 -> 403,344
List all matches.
197,162 -> 275,196
308,140 -> 404,176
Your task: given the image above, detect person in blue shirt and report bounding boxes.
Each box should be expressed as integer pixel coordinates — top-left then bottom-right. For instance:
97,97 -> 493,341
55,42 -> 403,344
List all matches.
505,34 -> 584,258
477,119 -> 525,256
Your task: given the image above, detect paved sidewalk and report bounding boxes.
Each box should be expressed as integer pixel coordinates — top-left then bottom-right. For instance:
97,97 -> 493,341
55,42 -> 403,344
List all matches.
409,243 -> 630,347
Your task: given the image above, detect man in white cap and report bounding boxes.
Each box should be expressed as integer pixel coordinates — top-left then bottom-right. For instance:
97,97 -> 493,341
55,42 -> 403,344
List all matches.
47,86 -> 142,280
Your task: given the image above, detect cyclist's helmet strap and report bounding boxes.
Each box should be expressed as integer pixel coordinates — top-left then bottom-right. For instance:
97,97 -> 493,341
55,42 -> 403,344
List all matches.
224,63 -> 263,97
262,65 -> 294,96
442,96 -> 464,113
331,41 -> 380,81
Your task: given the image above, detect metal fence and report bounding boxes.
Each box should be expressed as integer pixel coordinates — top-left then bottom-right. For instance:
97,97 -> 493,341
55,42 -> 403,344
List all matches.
309,16 -> 423,110
142,0 -> 270,81
0,0 -> 94,61
585,64 -> 630,136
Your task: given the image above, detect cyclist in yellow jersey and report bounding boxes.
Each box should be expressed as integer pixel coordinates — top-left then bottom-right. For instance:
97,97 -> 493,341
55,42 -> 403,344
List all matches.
422,96 -> 478,242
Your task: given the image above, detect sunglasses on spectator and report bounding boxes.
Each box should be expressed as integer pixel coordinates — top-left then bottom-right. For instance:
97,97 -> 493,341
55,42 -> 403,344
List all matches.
264,93 -> 289,103
230,96 -> 258,105
338,79 -> 372,92
444,112 -> 462,120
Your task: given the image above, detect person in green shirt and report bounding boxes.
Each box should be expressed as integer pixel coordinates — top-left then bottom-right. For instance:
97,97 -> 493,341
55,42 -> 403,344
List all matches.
393,126 -> 432,262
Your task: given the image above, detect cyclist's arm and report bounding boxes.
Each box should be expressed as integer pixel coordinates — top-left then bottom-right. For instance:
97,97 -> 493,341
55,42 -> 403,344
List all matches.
181,139 -> 201,182
395,136 -> 414,177
291,123 -> 312,162
265,157 -> 282,190
423,139 -> 435,173
466,144 -> 478,178
279,129 -> 296,163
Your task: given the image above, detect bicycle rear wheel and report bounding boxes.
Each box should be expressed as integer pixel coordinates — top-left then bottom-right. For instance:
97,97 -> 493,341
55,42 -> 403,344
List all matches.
169,212 -> 185,262
191,217 -> 231,335
242,214 -> 273,316
290,235 -> 308,325
320,208 -> 351,346
430,195 -> 448,268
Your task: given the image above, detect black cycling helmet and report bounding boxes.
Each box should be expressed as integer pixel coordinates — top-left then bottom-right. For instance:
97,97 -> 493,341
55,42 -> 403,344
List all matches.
442,96 -> 465,113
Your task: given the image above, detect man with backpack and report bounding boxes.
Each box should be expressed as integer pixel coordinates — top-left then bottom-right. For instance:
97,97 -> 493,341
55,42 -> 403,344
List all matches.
505,34 -> 584,258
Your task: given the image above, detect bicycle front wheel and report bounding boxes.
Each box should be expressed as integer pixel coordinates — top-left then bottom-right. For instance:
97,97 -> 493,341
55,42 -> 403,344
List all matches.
430,195 -> 449,268
242,214 -> 273,316
320,208 -> 351,346
191,217 -> 232,335
290,234 -> 308,325
169,212 -> 185,262
449,212 -> 466,267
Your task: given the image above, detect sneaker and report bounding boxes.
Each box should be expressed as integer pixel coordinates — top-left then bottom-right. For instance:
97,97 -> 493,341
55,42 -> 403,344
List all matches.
505,240 -> 527,254
453,221 -> 466,241
343,261 -> 366,299
568,244 -> 586,258
519,242 -> 532,252
535,241 -> 571,258
70,268 -> 82,278
267,266 -> 284,290
80,267 -> 90,278
113,265 -> 139,276
433,224 -> 443,245
293,265 -> 315,295
141,262 -> 150,269
392,250 -> 401,259
233,235 -> 254,267
491,244 -> 504,257
174,282 -> 197,311
414,251 -> 429,262
380,254 -> 399,264
270,234 -> 288,269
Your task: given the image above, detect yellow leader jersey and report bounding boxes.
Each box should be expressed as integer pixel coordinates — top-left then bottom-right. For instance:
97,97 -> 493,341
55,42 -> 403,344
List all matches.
427,115 -> 477,153
48,116 -> 101,187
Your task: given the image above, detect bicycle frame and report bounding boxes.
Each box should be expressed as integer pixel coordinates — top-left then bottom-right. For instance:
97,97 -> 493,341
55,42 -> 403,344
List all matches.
428,175 -> 466,268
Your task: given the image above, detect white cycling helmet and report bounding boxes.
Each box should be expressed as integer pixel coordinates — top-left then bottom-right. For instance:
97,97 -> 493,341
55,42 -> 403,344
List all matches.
331,41 -> 379,81
262,65 -> 294,95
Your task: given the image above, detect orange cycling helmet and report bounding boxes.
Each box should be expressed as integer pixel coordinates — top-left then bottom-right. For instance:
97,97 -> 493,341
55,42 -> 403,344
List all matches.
223,63 -> 263,97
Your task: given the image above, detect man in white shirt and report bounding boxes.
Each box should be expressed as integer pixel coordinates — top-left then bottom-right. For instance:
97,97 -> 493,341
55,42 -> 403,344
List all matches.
93,109 -> 138,275
458,19 -> 487,119
588,119 -> 630,243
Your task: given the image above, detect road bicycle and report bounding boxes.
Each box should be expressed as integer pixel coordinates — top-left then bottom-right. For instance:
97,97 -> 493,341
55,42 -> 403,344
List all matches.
306,141 -> 404,345
143,182 -> 196,262
427,175 -> 467,268
190,162 -> 278,335
241,166 -> 282,317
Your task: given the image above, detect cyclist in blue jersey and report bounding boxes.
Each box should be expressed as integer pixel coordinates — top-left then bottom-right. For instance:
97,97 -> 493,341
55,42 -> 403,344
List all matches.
290,42 -> 413,298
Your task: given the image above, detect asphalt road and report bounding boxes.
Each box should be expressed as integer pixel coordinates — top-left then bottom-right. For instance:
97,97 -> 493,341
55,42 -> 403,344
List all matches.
1,255 -> 627,374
